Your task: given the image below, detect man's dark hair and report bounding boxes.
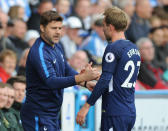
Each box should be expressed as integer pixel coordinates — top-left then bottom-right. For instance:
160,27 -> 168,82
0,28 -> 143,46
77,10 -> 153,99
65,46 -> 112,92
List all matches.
7,76 -> 26,86
40,10 -> 63,27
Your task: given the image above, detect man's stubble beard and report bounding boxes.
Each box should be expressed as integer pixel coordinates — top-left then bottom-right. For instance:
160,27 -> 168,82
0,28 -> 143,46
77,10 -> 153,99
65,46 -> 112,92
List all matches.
43,33 -> 55,45
105,34 -> 112,42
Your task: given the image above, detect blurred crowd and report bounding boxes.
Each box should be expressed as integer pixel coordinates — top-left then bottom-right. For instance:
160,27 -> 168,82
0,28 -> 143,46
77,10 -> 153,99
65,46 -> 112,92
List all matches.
0,0 -> 168,129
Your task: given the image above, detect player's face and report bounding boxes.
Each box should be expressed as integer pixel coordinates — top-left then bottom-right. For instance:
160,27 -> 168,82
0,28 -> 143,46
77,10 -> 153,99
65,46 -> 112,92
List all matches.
41,21 -> 62,44
103,20 -> 111,41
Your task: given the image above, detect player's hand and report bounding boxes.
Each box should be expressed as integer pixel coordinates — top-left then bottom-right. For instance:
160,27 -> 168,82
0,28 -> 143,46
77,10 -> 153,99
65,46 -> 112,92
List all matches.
86,81 -> 97,91
76,103 -> 90,126
83,63 -> 100,81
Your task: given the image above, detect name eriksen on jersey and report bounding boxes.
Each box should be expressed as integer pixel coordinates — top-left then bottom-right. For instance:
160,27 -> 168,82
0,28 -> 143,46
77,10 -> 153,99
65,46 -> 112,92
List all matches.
127,49 -> 140,58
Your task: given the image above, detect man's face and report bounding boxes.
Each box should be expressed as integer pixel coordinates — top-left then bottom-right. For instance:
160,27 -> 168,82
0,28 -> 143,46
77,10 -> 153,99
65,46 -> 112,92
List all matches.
75,0 -> 91,19
0,12 -> 8,29
140,41 -> 155,62
69,51 -> 88,71
5,88 -> 15,109
56,0 -> 70,15
13,82 -> 26,103
94,26 -> 105,40
124,0 -> 135,17
67,28 -> 79,40
0,88 -> 8,108
151,29 -> 164,46
103,20 -> 111,41
12,20 -> 27,39
38,2 -> 53,15
136,0 -> 152,19
41,21 -> 62,44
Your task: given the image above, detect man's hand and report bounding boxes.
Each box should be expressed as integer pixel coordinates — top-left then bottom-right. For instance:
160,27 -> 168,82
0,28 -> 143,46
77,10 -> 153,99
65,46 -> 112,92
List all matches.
76,103 -> 90,126
86,81 -> 97,91
75,62 -> 100,84
82,63 -> 100,81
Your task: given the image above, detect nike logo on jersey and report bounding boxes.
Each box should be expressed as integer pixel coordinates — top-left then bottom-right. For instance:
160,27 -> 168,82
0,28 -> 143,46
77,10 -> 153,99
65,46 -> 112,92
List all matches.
44,126 -> 47,131
53,59 -> 56,64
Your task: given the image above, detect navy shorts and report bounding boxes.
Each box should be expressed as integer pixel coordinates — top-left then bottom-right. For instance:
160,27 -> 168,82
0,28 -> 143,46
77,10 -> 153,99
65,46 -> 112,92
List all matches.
20,110 -> 60,131
101,114 -> 136,131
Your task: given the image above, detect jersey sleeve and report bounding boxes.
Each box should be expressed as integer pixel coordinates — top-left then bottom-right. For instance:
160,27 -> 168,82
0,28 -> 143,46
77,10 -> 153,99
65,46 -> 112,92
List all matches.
87,71 -> 112,105
102,44 -> 119,73
30,46 -> 76,90
87,44 -> 121,105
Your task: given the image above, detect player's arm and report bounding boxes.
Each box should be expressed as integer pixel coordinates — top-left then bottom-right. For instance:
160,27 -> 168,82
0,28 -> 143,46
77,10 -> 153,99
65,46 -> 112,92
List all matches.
76,45 -> 118,125
76,71 -> 113,126
31,49 -> 99,90
65,60 -> 99,91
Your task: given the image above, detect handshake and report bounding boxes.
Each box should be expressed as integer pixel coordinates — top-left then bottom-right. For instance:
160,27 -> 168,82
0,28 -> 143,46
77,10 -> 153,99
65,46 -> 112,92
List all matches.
75,62 -> 101,91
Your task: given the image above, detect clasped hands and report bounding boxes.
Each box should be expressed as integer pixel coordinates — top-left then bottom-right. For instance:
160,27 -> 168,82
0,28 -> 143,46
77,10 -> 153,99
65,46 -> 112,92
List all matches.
80,62 -> 100,91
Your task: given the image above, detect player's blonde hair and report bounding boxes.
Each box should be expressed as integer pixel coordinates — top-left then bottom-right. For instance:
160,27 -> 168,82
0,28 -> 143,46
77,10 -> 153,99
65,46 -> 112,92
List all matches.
104,6 -> 129,31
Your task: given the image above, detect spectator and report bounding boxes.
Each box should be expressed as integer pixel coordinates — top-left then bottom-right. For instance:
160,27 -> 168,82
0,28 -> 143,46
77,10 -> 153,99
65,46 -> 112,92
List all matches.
113,0 -> 135,18
0,22 -> 15,52
60,16 -> 83,59
152,6 -> 168,26
91,0 -> 112,16
68,50 -> 89,72
80,16 -> 107,64
137,37 -> 168,89
8,76 -> 26,104
126,0 -> 153,43
0,82 -> 8,130
149,15 -> 162,28
74,0 -> 92,31
4,84 -> 15,109
8,5 -> 25,20
7,76 -> 26,131
0,10 -> 8,29
5,19 -> 14,37
2,83 -> 18,130
17,48 -> 30,76
54,0 -> 71,19
149,26 -> 168,71
0,82 -> 8,108
0,0 -> 31,21
0,50 -> 17,83
9,19 -> 28,60
27,0 -> 53,31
